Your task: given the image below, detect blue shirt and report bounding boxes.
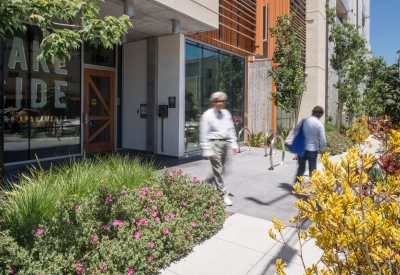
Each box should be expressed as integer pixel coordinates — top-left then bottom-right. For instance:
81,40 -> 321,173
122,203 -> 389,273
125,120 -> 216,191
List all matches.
302,116 -> 327,152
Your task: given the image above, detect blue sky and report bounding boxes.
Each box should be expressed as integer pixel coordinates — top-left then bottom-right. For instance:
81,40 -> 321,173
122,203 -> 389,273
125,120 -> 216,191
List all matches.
371,0 -> 400,64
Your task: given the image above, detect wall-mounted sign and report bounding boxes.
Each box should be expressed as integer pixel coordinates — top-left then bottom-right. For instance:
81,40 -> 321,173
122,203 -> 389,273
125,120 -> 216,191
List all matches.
91,99 -> 97,105
140,104 -> 147,119
88,120 -> 94,127
168,97 -> 176,108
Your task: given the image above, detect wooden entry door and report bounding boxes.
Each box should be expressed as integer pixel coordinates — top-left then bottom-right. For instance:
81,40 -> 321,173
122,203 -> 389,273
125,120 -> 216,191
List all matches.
84,68 -> 114,153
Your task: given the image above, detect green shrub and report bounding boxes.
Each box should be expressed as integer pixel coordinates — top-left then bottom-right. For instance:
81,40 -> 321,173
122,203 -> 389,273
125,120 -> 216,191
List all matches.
249,131 -> 265,147
324,123 -> 337,132
0,153 -> 156,234
325,131 -> 353,155
0,169 -> 225,274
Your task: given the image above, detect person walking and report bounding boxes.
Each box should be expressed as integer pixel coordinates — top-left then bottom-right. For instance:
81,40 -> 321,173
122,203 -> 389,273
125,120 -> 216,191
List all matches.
295,106 -> 327,183
200,91 -> 238,206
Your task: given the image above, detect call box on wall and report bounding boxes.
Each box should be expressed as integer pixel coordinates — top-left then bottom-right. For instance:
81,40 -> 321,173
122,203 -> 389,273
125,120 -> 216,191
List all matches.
158,105 -> 168,118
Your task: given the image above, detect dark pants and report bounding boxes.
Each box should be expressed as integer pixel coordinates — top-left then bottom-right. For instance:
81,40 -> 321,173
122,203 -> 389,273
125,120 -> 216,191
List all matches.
295,150 -> 318,182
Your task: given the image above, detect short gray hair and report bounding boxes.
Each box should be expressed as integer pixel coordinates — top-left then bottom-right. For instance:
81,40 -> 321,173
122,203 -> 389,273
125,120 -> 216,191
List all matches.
210,91 -> 227,102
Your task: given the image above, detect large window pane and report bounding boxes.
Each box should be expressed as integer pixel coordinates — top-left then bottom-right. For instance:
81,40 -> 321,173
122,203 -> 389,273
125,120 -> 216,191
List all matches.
2,25 -> 81,163
184,40 -> 245,153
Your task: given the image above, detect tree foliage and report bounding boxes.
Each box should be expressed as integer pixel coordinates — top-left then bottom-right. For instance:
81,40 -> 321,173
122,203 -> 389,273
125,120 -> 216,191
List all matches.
363,56 -> 387,117
0,0 -> 132,62
268,12 -> 306,128
326,4 -> 368,127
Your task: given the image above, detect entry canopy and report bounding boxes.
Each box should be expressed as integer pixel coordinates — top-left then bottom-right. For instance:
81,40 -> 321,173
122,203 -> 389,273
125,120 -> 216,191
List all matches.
99,0 -> 219,42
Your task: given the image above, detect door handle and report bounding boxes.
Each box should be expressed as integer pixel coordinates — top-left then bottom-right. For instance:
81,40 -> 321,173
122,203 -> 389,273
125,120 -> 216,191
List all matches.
82,113 -> 89,124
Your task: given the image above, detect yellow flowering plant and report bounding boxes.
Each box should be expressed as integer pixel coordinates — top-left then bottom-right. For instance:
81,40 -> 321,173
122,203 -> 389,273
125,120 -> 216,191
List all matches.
269,117 -> 400,275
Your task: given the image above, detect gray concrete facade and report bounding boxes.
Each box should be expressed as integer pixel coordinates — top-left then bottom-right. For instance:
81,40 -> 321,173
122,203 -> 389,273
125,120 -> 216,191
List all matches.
248,60 -> 273,134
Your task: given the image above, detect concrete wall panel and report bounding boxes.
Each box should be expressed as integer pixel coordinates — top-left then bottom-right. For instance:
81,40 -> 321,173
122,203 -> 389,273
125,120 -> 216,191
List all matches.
122,40 -> 148,151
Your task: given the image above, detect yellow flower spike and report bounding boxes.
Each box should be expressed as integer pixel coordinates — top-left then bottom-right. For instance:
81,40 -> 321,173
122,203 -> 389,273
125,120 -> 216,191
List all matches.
289,216 -> 297,223
268,228 -> 277,240
275,259 -> 287,275
272,217 -> 284,233
300,230 -> 308,240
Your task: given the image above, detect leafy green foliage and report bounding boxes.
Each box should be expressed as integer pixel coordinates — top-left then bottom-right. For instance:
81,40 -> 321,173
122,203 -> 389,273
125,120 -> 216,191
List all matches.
324,123 -> 337,133
249,131 -> 265,147
0,0 -> 132,62
268,12 -> 306,128
0,154 -> 156,233
0,169 -> 225,274
326,4 -> 369,127
325,131 -> 353,155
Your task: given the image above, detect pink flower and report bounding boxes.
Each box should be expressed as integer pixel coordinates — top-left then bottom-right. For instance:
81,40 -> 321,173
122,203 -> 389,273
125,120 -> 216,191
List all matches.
144,208 -> 148,212
77,267 -> 85,275
211,218 -> 215,223
127,269 -> 134,275
151,211 -> 157,217
163,228 -> 169,234
143,187 -> 149,194
142,219 -> 148,226
164,215 -> 169,221
136,220 -> 142,226
36,228 -> 44,234
181,235 -> 185,239
103,224 -> 109,230
134,232 -> 141,239
168,172 -> 173,177
148,256 -> 153,262
121,190 -> 128,196
107,193 -> 112,197
191,222 -> 196,227
101,265 -> 107,272
112,220 -> 123,227
208,184 -> 212,188
193,176 -> 197,181
77,262 -> 81,267
170,213 -> 175,218
107,198 -> 112,202
174,168 -> 180,173
212,210 -> 215,214
155,217 -> 160,222
75,205 -> 81,210
194,194 -> 199,199
152,205 -> 158,210
204,213 -> 209,218
182,202 -> 187,207
149,242 -> 155,248
148,198 -> 153,203
12,267 -> 17,273
211,198 -> 216,203
157,191 -> 162,197
187,231 -> 191,236
139,193 -> 144,199
189,183 -> 194,187
91,236 -> 98,243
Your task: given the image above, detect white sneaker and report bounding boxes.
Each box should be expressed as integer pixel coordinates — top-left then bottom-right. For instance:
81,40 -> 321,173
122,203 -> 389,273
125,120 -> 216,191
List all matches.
223,196 -> 233,206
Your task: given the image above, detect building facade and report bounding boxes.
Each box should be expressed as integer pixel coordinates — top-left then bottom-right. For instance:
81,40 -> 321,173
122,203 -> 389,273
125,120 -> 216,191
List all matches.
0,0 -> 310,179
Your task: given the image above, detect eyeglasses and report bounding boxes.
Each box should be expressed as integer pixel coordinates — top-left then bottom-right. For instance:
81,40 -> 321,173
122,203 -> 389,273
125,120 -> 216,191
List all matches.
214,100 -> 226,103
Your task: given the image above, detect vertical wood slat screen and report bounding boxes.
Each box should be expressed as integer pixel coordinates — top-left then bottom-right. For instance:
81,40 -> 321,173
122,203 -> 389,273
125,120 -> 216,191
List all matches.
290,0 -> 307,67
188,0 -> 257,56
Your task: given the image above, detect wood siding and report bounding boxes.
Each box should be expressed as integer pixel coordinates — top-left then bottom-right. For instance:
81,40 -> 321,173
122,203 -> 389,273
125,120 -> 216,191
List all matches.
188,0 -> 257,56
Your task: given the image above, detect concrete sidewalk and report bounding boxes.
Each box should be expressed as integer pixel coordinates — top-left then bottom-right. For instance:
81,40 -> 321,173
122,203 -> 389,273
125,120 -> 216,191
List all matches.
161,138 -> 382,275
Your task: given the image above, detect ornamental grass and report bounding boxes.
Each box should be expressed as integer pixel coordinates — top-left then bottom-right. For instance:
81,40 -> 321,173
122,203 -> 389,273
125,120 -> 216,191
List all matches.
0,158 -> 225,274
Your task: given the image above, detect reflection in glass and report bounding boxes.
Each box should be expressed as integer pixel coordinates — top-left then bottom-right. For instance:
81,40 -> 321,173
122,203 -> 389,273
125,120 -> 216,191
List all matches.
184,40 -> 245,153
3,25 -> 81,163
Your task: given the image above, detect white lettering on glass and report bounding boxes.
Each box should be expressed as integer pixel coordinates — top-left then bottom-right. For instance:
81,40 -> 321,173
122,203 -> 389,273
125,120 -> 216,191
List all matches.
54,80 -> 67,108
31,78 -> 47,108
55,58 -> 67,75
15,77 -> 22,108
8,37 -> 27,70
32,40 -> 50,73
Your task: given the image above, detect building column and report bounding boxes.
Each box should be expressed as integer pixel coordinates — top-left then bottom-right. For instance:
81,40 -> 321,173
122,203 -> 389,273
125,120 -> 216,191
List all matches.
298,0 -> 327,122
147,37 -> 158,155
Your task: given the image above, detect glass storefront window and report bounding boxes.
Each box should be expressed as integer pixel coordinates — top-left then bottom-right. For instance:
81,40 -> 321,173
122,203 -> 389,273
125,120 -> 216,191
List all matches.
184,40 -> 245,153
2,25 -> 81,163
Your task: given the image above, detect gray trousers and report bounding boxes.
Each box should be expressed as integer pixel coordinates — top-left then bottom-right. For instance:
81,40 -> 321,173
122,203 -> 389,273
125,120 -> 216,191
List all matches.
209,140 -> 229,198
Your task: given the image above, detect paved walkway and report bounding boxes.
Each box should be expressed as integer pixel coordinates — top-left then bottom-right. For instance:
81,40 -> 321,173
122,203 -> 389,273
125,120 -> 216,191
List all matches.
160,138 -> 381,275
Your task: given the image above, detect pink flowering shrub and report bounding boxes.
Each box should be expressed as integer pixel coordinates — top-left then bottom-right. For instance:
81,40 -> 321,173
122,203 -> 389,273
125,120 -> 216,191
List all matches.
325,131 -> 353,155
0,169 -> 224,274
